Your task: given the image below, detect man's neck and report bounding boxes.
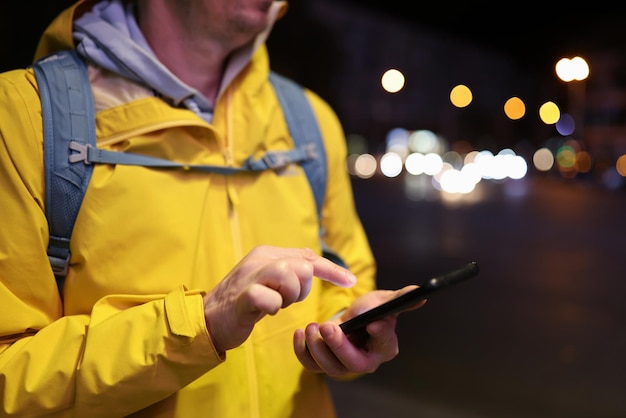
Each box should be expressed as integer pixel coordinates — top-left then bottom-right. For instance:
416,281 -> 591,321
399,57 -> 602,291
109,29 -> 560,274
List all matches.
136,3 -> 237,105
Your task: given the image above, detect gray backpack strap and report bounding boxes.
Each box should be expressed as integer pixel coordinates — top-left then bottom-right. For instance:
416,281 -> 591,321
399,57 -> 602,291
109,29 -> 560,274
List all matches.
68,141 -> 315,174
269,71 -> 346,268
269,71 -> 327,216
32,50 -> 96,293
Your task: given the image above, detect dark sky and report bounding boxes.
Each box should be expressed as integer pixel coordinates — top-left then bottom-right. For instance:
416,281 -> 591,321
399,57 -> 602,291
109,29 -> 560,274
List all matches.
341,1 -> 626,73
0,2 -> 75,71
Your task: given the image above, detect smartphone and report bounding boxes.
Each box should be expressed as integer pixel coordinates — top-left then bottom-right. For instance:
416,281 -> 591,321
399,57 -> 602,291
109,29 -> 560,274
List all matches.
339,261 -> 479,335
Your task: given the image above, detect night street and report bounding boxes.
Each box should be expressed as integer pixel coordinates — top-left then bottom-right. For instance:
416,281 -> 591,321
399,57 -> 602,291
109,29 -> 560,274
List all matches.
330,173 -> 626,418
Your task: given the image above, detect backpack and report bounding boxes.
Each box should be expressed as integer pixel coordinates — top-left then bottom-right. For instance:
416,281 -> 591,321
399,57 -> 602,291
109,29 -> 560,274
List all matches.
31,49 -> 344,295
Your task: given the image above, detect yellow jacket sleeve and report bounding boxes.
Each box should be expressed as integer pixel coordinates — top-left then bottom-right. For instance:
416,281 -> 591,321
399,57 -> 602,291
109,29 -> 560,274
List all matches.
0,70 -> 223,418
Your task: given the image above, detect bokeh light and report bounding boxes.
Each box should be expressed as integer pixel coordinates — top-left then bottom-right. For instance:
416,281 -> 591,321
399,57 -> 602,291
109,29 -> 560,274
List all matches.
503,96 -> 526,120
352,153 -> 377,179
450,84 -> 473,108
539,101 -> 561,124
555,56 -> 590,82
408,129 -> 442,154
381,68 -> 405,93
342,52 -> 615,196
616,155 -> 626,176
405,152 -> 425,175
346,133 -> 369,155
533,147 -> 555,171
380,152 -> 404,177
555,113 -> 575,136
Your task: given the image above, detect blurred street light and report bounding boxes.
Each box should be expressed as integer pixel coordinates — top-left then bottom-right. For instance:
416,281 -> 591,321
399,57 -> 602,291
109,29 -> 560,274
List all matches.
555,56 -> 589,142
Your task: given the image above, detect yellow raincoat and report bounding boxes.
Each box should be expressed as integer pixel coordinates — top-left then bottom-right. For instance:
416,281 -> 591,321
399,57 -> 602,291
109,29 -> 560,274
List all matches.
0,1 -> 376,417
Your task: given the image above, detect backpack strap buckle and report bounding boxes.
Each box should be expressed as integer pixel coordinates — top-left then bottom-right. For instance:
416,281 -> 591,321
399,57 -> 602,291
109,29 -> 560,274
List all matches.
47,235 -> 71,278
69,141 -> 92,164
262,151 -> 292,169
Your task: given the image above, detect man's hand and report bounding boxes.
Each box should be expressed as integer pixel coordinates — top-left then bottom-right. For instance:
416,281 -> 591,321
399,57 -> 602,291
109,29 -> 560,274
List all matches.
292,286 -> 425,376
202,245 -> 356,354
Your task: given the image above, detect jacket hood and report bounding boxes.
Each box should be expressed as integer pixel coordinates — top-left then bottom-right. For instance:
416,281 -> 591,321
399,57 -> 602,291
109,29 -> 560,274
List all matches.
34,0 -> 97,61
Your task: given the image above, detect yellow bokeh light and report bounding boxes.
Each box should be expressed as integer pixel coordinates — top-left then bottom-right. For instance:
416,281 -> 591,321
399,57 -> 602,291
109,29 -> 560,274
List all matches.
503,97 -> 526,120
450,84 -> 472,108
539,101 -> 561,125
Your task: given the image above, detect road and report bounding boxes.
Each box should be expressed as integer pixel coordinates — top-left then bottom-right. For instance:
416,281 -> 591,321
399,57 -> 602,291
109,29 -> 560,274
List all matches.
330,173 -> 626,418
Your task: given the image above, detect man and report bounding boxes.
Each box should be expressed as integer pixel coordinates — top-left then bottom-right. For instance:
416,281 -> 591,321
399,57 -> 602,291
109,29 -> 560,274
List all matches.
0,0 -> 421,416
